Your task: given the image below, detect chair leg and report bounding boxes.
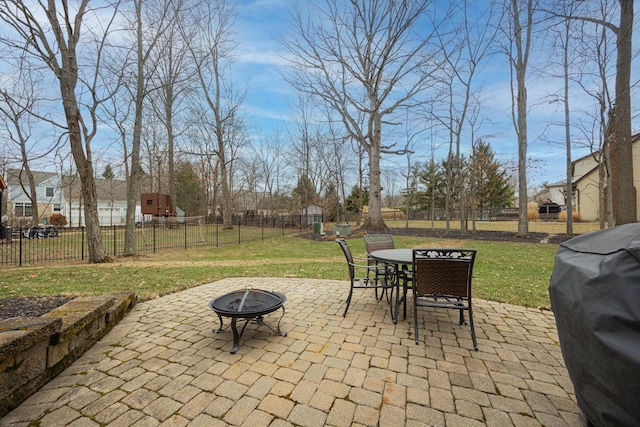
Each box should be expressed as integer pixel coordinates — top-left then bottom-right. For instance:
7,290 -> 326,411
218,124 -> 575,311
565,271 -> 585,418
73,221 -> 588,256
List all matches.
343,286 -> 354,317
414,301 -> 419,344
402,275 -> 409,320
468,306 -> 478,351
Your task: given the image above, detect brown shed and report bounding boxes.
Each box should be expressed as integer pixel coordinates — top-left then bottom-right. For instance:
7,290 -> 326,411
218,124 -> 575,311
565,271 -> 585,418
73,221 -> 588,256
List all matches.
141,193 -> 174,217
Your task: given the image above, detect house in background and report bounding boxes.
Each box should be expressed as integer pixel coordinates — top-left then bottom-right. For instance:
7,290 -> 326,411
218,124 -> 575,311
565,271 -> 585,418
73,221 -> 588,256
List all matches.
534,181 -> 566,206
569,153 -> 603,222
61,175 -> 133,227
4,169 -> 63,227
553,133 -> 640,222
4,169 -> 141,227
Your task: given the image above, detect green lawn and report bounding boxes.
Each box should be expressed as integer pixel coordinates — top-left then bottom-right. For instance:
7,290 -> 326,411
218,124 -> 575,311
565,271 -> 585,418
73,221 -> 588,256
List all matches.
0,233 -> 562,309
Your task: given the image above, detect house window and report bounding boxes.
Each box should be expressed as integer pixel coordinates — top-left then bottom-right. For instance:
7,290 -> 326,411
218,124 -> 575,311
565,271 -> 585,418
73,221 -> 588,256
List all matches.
46,187 -> 54,197
14,202 -> 33,217
53,203 -> 61,212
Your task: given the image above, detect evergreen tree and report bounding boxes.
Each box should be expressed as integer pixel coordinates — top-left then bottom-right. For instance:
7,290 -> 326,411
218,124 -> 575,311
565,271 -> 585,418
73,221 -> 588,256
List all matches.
345,185 -> 368,213
415,159 -> 446,210
102,164 -> 115,180
291,175 -> 317,210
322,182 -> 340,222
471,140 -> 515,209
175,161 -> 206,216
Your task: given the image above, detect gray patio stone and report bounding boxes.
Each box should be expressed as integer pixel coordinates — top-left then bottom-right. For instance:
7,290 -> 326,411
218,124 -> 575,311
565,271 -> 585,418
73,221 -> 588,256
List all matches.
0,278 -> 581,427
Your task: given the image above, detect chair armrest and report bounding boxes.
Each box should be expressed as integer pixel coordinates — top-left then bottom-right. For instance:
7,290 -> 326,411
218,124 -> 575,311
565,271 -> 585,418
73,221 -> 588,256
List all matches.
349,261 -> 380,272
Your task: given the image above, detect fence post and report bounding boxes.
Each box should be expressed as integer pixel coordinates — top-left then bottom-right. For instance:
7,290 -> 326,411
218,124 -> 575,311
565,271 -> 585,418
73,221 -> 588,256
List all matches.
113,225 -> 117,256
81,227 -> 85,261
184,220 -> 187,250
216,222 -> 219,247
153,221 -> 156,253
237,219 -> 241,244
19,226 -> 23,266
262,217 -> 264,240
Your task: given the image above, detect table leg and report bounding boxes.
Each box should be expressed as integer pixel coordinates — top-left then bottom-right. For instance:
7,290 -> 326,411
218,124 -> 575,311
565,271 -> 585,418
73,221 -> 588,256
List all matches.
388,263 -> 399,324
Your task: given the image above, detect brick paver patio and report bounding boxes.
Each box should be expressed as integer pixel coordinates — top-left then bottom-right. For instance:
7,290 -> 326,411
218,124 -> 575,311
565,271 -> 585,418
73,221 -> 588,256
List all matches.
0,278 -> 580,426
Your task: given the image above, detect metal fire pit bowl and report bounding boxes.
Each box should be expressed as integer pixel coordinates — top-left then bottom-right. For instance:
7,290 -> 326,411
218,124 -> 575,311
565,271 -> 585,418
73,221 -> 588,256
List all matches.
209,288 -> 287,354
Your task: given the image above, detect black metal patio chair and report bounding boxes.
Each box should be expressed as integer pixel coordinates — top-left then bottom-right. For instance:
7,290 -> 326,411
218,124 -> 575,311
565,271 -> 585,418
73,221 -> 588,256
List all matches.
336,238 -> 395,318
363,234 -> 396,298
411,248 -> 478,350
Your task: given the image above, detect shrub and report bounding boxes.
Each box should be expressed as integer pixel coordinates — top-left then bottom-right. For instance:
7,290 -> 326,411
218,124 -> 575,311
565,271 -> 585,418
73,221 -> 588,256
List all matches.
49,213 -> 68,227
558,210 -> 581,222
381,210 -> 404,220
528,203 -> 540,221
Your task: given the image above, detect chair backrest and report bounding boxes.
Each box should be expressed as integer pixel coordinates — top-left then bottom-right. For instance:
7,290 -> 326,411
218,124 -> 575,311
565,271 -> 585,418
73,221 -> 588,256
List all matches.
412,249 -> 477,298
363,234 -> 395,254
336,238 -> 355,281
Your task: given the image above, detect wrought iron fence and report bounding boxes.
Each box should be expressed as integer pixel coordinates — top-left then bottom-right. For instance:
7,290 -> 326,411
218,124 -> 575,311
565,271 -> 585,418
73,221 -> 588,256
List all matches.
0,214 -> 322,267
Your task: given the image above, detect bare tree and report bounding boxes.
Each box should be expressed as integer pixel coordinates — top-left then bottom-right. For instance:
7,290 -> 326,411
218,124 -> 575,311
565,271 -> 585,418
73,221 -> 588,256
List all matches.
109,0 -> 178,254
542,0 -> 580,236
184,0 -> 246,229
0,1 -> 122,262
283,0 -> 440,231
0,74 -> 44,226
148,0 -> 193,222
503,0 -> 536,237
545,0 -> 634,224
249,130 -> 292,215
574,0 -> 634,225
438,0 -> 499,236
321,115 -> 352,223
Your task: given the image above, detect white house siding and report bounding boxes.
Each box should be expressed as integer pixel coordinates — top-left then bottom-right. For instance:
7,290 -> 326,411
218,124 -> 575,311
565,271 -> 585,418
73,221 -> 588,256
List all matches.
5,170 -> 142,227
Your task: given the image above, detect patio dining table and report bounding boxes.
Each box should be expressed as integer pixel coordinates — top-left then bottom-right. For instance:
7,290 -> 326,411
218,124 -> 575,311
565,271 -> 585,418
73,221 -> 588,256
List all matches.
369,248 -> 414,323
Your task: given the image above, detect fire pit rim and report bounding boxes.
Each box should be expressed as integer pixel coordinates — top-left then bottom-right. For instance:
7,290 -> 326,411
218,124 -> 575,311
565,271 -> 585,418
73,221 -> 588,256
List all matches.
209,288 -> 285,318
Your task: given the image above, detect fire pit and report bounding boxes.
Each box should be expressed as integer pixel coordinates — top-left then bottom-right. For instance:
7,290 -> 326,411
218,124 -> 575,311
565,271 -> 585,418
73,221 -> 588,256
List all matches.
209,288 -> 287,354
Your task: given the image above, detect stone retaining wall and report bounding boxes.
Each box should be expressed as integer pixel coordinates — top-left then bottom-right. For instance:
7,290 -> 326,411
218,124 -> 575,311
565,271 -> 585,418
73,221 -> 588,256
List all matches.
0,293 -> 137,417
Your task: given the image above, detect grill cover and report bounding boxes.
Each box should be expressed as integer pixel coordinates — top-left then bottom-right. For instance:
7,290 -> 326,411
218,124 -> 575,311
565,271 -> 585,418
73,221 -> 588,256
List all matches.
549,224 -> 640,426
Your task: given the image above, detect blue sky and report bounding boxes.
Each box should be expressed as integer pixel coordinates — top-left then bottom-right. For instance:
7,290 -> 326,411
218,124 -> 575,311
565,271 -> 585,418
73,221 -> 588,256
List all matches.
231,0 -> 639,191
0,0 -> 636,196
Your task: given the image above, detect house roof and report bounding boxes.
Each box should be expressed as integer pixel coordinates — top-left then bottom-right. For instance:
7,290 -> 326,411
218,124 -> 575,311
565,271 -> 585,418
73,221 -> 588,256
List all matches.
571,132 -> 640,177
6,169 -> 58,186
61,175 -> 128,201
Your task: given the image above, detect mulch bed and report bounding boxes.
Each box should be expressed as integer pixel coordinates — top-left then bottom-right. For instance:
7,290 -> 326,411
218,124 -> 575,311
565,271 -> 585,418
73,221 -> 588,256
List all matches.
0,296 -> 73,321
302,226 -> 574,245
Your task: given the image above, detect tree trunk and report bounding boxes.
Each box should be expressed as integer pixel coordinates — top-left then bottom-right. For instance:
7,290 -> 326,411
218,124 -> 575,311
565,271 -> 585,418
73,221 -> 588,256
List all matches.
22,165 -> 39,227
124,0 -> 146,256
363,147 -> 387,231
52,3 -> 105,263
598,157 -> 605,229
363,113 -> 388,232
516,75 -> 529,237
613,0 -> 635,225
605,139 -> 614,227
563,20 -> 573,237
511,0 -> 531,237
62,90 -> 105,262
166,91 -> 176,220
